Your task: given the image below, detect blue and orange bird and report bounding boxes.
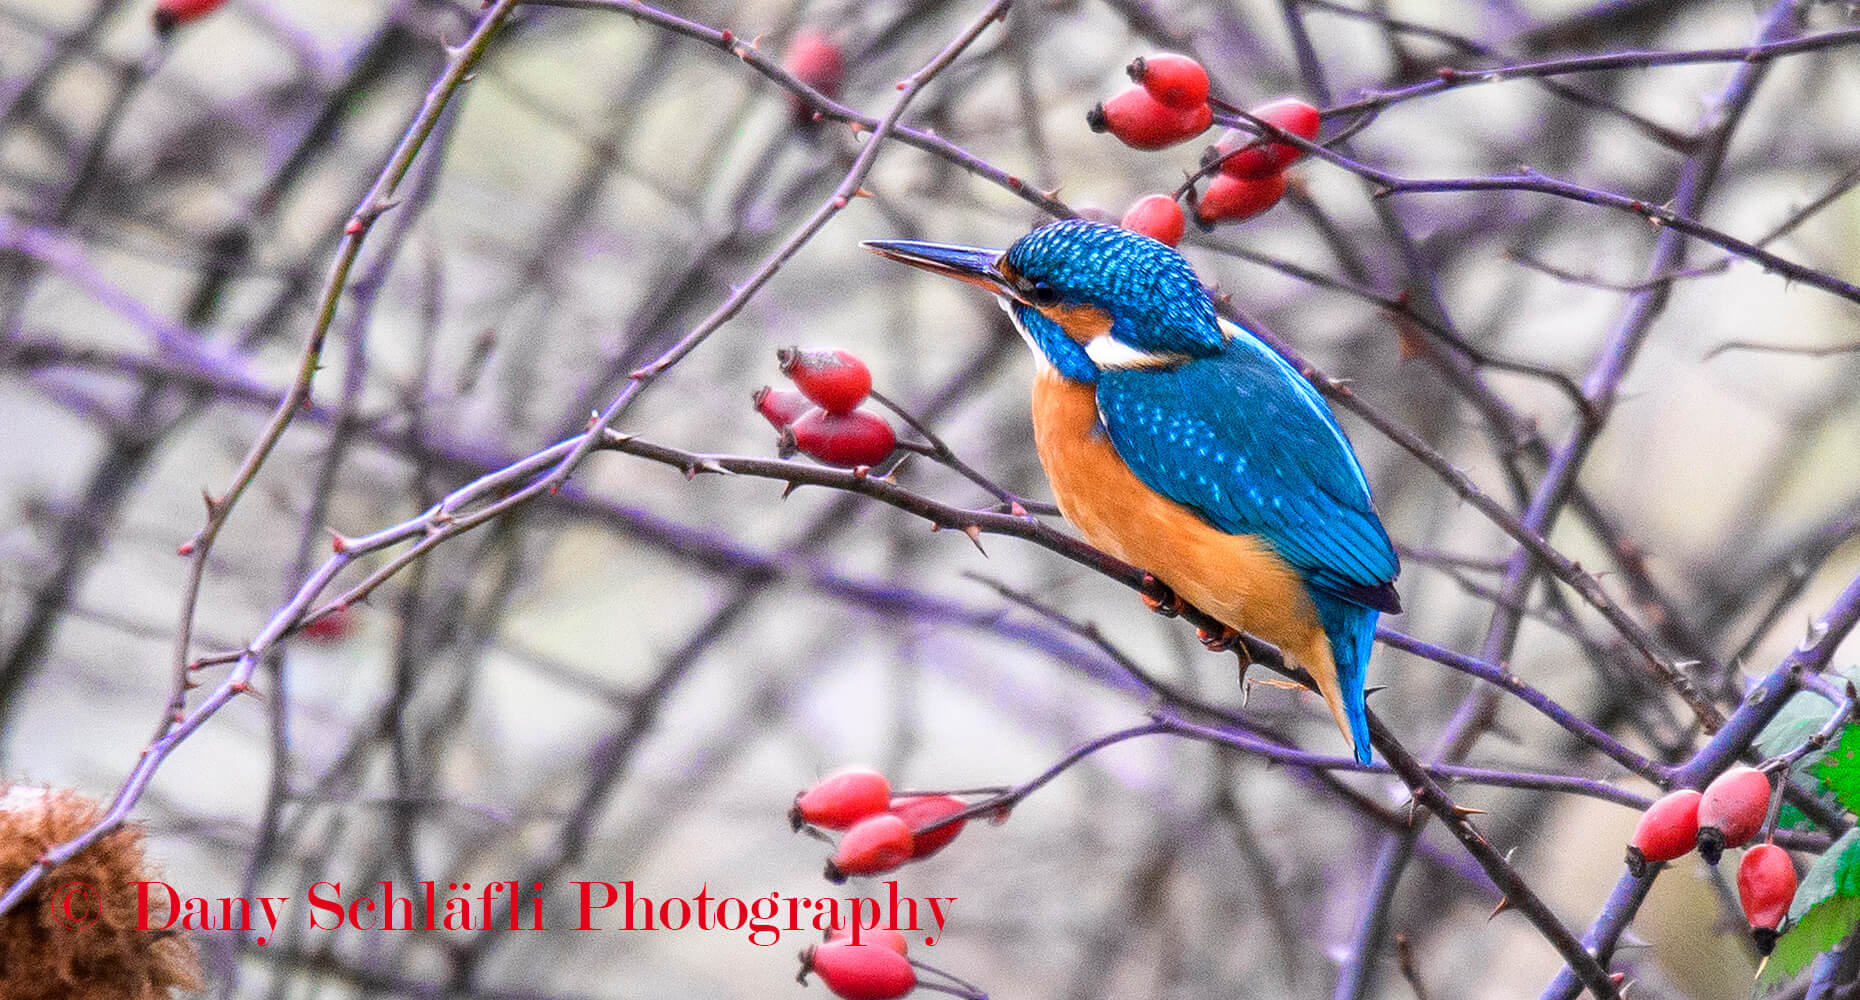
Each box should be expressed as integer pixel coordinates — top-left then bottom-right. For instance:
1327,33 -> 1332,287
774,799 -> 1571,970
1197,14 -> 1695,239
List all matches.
864,220 -> 1400,763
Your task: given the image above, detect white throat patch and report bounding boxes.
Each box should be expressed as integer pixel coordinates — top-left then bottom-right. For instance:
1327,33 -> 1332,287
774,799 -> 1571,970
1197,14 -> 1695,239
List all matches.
1084,335 -> 1185,370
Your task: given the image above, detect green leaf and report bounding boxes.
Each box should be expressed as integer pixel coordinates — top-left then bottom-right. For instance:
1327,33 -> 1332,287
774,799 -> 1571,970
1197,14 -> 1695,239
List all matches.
1762,895 -> 1860,987
1791,828 -> 1860,921
1760,828 -> 1860,987
1813,724 -> 1860,815
1754,669 -> 1860,829
1758,688 -> 1840,760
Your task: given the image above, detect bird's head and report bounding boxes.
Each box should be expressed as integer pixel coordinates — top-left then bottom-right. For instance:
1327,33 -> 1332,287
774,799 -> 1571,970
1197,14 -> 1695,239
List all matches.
863,219 -> 1225,383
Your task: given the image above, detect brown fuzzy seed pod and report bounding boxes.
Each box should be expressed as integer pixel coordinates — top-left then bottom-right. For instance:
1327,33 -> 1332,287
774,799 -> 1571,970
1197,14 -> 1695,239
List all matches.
0,784 -> 203,1000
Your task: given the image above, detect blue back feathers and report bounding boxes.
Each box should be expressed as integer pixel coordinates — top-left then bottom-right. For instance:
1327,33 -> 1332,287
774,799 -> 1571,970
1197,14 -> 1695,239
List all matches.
1096,356 -> 1400,613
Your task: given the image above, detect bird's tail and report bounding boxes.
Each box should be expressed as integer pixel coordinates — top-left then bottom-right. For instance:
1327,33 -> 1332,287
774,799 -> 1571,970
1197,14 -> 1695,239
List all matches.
1310,593 -> 1378,765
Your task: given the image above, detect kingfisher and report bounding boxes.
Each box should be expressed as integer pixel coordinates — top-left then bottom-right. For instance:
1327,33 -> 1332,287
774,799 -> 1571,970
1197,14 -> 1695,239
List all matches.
863,219 -> 1400,763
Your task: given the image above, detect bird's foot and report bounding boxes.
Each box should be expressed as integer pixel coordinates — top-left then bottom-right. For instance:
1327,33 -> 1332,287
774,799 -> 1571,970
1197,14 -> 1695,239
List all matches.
1196,626 -> 1241,652
1139,573 -> 1185,617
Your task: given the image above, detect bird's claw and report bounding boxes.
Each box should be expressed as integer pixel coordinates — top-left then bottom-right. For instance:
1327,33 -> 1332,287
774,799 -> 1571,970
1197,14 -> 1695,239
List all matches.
1139,574 -> 1184,617
1196,627 -> 1241,652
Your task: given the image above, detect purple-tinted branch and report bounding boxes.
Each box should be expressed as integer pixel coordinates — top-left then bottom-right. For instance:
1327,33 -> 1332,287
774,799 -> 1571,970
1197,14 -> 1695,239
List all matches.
1205,114 -> 1860,311
1363,713 -> 1621,1000
1706,339 -> 1860,360
908,722 -> 1172,836
518,0 -> 1072,219
1372,172 -> 1860,308
869,387 -> 1056,513
1329,27 -> 1860,115
1295,0 -> 1690,148
1161,714 -> 1647,808
1377,628 -> 1660,782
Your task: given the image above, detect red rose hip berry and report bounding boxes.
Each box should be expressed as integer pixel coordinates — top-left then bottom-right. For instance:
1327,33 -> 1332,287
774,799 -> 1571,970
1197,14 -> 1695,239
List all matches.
1126,53 -> 1209,110
783,31 -> 845,124
804,942 -> 916,1000
779,347 -> 872,414
1697,765 -> 1772,864
1119,194 -> 1187,246
786,409 -> 897,468
154,0 -> 226,31
827,925 -> 909,955
793,767 -> 891,831
302,606 -> 357,644
754,386 -> 816,430
888,794 -> 969,860
1212,98 -> 1322,179
1193,172 -> 1287,227
826,814 -> 914,882
1088,87 -> 1212,151
1738,843 -> 1797,954
1625,788 -> 1701,876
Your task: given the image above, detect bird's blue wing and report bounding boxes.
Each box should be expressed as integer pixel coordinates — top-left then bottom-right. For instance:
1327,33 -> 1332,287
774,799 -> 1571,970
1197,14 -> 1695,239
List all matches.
1095,330 -> 1400,612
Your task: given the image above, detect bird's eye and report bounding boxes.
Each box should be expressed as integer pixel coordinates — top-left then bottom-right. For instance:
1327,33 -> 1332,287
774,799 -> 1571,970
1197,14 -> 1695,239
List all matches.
1026,280 -> 1060,306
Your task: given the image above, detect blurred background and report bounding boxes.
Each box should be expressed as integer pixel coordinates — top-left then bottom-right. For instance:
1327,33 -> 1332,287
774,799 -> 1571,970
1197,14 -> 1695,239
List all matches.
2,0 -> 1859,996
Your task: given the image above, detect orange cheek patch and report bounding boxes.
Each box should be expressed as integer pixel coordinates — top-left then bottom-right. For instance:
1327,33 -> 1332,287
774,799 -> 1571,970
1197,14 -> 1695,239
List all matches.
1039,303 -> 1113,345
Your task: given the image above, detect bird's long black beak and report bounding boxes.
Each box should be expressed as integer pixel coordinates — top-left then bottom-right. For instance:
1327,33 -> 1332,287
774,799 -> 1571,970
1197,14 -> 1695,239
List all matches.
860,239 -> 1026,304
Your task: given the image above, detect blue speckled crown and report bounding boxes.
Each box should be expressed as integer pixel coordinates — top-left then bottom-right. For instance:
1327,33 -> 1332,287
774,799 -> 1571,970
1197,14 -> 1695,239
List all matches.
1004,219 -> 1224,357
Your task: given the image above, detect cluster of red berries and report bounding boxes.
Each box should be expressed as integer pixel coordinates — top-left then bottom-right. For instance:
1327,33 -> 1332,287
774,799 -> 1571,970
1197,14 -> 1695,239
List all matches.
783,31 -> 846,126
757,348 -> 897,468
1193,98 -> 1320,228
1089,53 -> 1323,245
791,767 -> 972,883
1089,54 -> 1213,152
1626,765 -> 1797,953
800,926 -> 915,1000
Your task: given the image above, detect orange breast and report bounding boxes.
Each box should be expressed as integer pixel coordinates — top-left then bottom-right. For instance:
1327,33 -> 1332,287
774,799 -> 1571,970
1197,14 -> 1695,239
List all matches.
1029,369 -> 1350,733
